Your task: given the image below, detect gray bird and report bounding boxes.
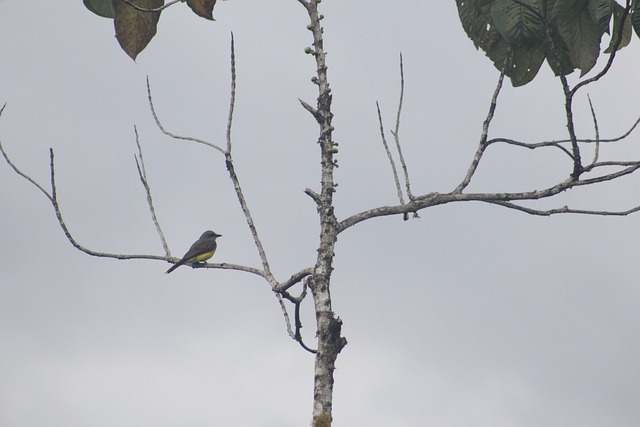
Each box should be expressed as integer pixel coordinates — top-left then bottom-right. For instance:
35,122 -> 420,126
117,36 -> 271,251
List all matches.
165,230 -> 221,274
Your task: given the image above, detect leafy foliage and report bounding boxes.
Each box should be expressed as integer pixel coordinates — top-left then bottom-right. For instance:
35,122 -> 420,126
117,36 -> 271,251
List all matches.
456,0 -> 637,86
83,0 -> 115,18
187,0 -> 217,20
114,0 -> 163,60
84,0 -> 217,60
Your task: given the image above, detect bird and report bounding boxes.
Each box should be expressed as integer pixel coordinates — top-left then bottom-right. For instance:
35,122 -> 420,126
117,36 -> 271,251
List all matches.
165,230 -> 222,274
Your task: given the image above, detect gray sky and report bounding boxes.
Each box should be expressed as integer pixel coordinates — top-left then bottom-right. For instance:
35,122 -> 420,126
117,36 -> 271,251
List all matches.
1,1 -> 639,426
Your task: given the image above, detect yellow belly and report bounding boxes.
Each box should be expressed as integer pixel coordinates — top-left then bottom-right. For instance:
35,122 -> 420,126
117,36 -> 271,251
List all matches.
189,250 -> 215,263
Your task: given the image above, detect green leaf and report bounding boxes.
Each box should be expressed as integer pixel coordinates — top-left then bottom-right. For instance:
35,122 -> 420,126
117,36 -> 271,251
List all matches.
604,2 -> 632,53
508,44 -> 547,86
83,0 -> 115,19
456,0 -> 499,52
114,0 -> 164,61
552,0 -> 603,76
186,0 -> 217,20
588,0 -> 612,33
632,0 -> 640,38
491,0 -> 545,49
545,28 -> 576,77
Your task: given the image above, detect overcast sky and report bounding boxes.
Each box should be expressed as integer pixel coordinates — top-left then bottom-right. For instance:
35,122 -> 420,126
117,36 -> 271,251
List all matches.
1,1 -> 639,426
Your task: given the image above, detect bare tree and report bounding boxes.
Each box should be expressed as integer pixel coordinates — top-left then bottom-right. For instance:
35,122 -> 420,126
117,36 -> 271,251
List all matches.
2,1 -> 640,425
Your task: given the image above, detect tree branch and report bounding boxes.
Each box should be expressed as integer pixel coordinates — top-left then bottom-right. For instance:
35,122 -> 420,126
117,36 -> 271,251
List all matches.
586,95 -> 600,168
454,51 -> 509,193
281,280 -> 317,354
133,125 -> 170,257
0,106 -> 272,278
299,98 -> 320,120
275,267 -> 314,292
390,53 -> 414,202
488,112 -> 640,149
226,32 -> 236,154
222,36 -> 275,286
120,0 -> 181,13
376,101 -> 406,207
338,160 -> 640,232
538,5 -> 582,178
485,200 -> 640,217
1,144 -> 166,261
147,77 -> 225,154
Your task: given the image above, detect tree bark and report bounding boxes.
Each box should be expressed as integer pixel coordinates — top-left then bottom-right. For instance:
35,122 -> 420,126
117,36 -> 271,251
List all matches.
297,1 -> 348,425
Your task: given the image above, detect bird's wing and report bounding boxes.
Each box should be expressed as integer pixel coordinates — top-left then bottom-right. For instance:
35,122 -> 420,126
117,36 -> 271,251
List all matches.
180,239 -> 217,262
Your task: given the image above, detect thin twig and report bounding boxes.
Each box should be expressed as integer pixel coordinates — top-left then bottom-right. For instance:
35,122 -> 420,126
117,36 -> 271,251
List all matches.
133,126 -> 170,257
146,77 -> 225,154
587,95 -> 600,167
276,267 -> 314,292
390,53 -> 414,202
485,200 -> 640,217
6,147 -> 167,261
489,113 -> 640,149
120,0 -> 180,13
584,160 -> 640,170
224,155 -> 274,280
1,147 -> 52,203
281,280 -> 317,354
298,98 -> 320,121
276,292 -> 296,340
454,51 -> 509,193
376,101 -> 405,206
487,137 -> 574,159
226,33 -> 236,154
221,35 -> 275,286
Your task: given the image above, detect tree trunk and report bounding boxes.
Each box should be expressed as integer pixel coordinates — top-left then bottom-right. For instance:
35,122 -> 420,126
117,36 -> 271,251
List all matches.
298,1 -> 347,425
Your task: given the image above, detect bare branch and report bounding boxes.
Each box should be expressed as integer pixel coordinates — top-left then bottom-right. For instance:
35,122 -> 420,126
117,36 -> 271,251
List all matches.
275,292 -> 297,342
304,187 -> 322,205
146,77 -> 225,154
120,0 -> 181,13
275,267 -> 314,293
2,146 -> 166,261
376,101 -> 405,206
281,280 -> 317,354
489,112 -> 640,150
225,155 -> 275,283
165,261 -> 266,276
1,143 -> 53,203
537,5 -> 583,178
390,53 -> 414,202
1,108 -> 271,276
299,98 -> 320,120
454,51 -> 509,193
133,126 -> 170,257
338,161 -> 640,232
583,114 -> 640,143
220,36 -> 276,286
586,95 -> 600,167
485,200 -> 640,217
584,160 -> 640,171
573,162 -> 640,186
296,0 -> 311,10
226,33 -> 236,154
487,137 -> 574,159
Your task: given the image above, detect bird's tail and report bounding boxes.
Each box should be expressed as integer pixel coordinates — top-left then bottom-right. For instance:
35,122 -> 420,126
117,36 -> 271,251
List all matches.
165,261 -> 184,274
